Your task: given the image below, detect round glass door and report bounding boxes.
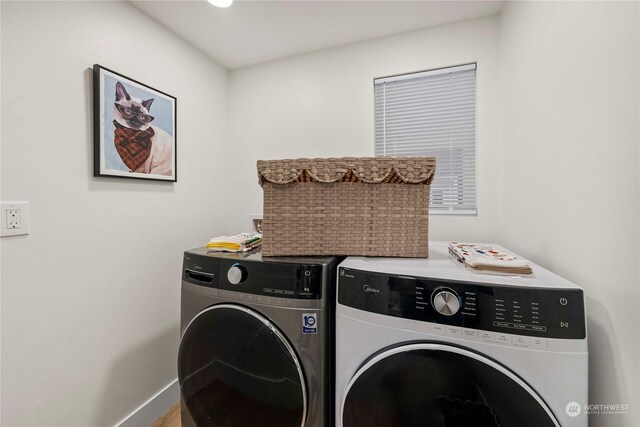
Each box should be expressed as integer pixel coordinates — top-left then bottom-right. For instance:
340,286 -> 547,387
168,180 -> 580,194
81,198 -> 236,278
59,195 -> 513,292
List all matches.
178,304 -> 306,427
342,343 -> 558,427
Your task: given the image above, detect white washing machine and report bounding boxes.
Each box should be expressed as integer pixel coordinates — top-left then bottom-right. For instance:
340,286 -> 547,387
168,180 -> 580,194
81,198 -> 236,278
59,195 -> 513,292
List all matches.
335,241 -> 588,427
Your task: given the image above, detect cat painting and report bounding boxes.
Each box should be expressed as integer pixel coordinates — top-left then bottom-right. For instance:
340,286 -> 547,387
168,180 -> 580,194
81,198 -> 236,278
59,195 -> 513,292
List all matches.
113,82 -> 173,176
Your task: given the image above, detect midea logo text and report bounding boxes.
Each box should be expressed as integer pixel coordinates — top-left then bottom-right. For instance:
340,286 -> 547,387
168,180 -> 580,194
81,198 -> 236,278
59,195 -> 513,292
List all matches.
363,285 -> 380,293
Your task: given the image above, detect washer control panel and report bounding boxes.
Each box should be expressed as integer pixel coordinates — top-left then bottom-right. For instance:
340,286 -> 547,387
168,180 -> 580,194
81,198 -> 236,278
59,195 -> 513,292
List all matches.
227,264 -> 248,285
338,267 -> 586,339
183,250 -> 330,300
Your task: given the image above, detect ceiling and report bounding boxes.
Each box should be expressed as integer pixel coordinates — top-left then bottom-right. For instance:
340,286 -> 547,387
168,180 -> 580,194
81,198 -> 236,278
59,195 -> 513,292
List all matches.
132,0 -> 504,70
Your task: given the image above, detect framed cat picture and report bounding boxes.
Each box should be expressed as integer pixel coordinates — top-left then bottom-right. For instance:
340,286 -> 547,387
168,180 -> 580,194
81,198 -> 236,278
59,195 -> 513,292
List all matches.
93,64 -> 177,182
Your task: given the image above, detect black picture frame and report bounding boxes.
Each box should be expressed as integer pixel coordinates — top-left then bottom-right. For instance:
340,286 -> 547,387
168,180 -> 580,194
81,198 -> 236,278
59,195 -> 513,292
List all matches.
93,64 -> 177,182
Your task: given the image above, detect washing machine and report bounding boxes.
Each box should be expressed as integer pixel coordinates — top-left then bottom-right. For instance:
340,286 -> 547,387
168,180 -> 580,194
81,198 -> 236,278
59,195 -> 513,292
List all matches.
335,241 -> 588,427
178,248 -> 339,427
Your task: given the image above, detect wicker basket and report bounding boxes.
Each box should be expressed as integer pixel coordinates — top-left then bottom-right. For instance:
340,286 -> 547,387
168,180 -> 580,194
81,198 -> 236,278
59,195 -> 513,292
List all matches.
257,157 -> 435,257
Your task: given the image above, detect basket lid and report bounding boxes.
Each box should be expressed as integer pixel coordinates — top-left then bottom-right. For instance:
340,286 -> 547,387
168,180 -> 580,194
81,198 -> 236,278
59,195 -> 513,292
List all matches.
257,157 -> 435,186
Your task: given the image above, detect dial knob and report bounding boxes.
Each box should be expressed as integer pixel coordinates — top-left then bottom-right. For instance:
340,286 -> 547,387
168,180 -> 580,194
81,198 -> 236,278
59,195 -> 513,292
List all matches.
227,264 -> 247,285
432,289 -> 460,316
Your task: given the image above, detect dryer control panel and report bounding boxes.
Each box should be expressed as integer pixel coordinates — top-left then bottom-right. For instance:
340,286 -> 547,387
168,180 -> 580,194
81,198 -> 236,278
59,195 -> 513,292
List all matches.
338,267 -> 586,339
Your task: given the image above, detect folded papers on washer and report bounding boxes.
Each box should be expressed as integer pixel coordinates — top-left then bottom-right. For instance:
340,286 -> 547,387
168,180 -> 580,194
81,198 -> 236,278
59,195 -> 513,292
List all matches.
449,242 -> 533,275
206,233 -> 262,252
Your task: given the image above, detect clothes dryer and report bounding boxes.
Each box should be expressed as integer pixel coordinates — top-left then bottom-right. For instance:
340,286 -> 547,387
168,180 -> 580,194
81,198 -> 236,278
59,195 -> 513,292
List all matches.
179,248 -> 338,427
335,241 -> 588,427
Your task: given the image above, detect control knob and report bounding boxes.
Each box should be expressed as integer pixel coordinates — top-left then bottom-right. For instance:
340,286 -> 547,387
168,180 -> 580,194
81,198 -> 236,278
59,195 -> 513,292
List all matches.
227,264 -> 248,285
432,289 -> 460,316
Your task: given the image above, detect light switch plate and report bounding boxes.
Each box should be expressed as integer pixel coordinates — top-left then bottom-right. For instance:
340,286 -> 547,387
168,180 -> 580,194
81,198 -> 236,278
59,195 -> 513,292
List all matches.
1,202 -> 29,237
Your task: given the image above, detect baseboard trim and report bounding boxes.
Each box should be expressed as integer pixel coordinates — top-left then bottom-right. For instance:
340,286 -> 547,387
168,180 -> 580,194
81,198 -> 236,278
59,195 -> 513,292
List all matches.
115,379 -> 179,427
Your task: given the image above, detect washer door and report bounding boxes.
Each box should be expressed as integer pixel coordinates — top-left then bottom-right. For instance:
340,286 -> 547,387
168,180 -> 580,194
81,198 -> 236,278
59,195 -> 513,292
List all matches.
342,343 -> 559,427
178,304 -> 307,427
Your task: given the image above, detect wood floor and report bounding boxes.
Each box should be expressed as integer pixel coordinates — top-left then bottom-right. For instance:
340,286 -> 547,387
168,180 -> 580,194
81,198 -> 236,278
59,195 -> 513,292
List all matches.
151,402 -> 180,427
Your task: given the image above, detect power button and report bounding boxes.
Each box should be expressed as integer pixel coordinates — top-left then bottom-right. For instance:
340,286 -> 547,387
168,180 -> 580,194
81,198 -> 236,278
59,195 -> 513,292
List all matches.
559,297 -> 568,306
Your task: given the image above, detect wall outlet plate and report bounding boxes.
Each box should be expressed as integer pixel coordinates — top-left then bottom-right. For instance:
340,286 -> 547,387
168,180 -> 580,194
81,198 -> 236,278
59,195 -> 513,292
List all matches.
1,202 -> 29,237
249,214 -> 263,233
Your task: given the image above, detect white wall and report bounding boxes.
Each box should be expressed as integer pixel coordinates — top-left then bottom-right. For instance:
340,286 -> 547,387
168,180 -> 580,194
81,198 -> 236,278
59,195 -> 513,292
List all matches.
0,2 -> 228,426
500,2 -> 639,426
228,14 -> 501,239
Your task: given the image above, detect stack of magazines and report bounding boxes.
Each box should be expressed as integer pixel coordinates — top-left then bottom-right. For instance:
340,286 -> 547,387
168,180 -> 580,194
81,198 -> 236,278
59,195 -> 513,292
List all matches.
449,242 -> 533,275
206,233 -> 262,253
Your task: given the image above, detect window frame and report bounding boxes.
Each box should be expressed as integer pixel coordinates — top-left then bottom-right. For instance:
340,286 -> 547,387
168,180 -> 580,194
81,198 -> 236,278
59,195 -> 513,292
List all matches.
373,62 -> 478,216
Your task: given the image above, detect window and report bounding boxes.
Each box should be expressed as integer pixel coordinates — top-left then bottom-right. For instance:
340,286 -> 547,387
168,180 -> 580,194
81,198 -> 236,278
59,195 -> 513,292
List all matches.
374,63 -> 477,215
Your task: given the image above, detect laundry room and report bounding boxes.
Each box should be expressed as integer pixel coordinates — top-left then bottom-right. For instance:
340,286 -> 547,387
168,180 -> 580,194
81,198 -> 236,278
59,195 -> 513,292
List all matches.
0,1 -> 638,427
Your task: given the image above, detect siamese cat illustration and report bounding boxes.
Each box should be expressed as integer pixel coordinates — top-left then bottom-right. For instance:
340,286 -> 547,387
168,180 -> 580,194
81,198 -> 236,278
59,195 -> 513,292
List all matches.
113,82 -> 173,176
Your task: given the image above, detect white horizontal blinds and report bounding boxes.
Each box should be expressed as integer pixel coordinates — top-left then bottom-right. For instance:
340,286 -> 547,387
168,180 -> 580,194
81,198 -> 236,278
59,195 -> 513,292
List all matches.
374,64 -> 477,214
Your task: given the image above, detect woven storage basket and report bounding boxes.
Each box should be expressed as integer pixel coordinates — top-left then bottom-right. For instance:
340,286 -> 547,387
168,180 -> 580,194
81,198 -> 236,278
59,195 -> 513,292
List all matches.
257,157 -> 436,257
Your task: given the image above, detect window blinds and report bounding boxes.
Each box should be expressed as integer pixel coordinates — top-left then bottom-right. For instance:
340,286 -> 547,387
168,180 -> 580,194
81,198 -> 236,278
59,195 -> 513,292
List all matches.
374,63 -> 477,214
